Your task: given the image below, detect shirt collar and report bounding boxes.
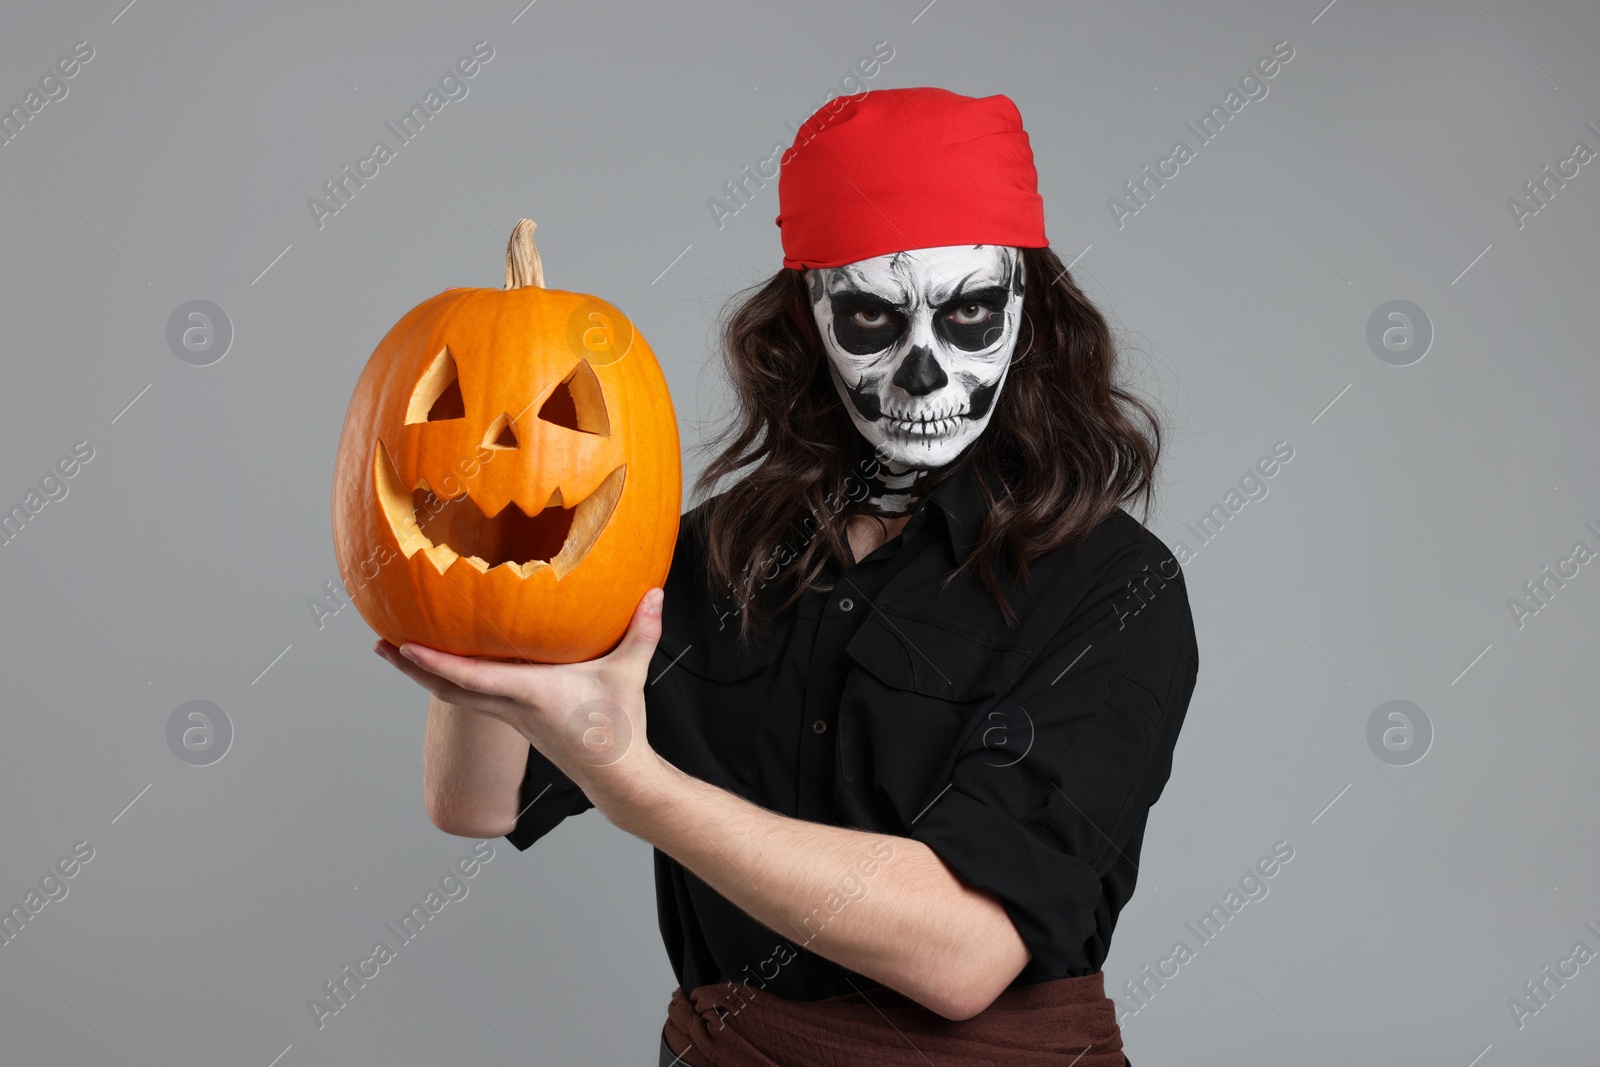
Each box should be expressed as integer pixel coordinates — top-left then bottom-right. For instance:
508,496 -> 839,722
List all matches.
923,455 -> 990,565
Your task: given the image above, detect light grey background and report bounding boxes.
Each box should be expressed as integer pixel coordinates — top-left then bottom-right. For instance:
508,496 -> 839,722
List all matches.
2,1 -> 1596,1064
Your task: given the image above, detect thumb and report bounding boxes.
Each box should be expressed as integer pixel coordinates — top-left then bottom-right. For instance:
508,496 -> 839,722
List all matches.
607,587 -> 664,678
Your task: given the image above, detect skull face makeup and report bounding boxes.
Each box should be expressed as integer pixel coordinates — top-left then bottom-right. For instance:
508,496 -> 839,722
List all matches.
809,245 -> 1024,506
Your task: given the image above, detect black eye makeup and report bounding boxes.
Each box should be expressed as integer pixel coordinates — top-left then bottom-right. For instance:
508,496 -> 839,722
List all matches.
936,285 -> 1012,351
824,278 -> 1014,356
830,294 -> 905,355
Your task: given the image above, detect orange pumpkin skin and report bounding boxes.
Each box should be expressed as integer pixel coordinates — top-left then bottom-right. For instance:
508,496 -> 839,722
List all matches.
332,281 -> 680,663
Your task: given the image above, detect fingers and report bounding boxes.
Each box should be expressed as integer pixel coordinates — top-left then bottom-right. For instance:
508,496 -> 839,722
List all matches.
374,641 -> 473,703
395,642 -> 538,699
373,641 -> 515,712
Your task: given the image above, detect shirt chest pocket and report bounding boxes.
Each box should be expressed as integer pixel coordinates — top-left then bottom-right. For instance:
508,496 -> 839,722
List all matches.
838,609 -> 1034,798
647,622 -> 780,795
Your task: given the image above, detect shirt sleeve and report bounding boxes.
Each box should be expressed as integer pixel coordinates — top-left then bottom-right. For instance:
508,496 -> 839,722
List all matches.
504,743 -> 596,852
907,557 -> 1199,975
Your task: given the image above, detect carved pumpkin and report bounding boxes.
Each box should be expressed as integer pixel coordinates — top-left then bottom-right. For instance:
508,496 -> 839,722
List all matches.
332,219 -> 680,662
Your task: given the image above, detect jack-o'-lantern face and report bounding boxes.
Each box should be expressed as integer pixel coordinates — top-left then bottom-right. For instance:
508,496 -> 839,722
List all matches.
376,342 -> 626,581
332,221 -> 680,663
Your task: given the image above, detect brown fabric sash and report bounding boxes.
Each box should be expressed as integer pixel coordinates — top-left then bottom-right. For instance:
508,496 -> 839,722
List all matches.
663,972 -> 1126,1066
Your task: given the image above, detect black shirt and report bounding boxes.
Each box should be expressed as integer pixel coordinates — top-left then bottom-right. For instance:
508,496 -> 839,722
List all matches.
506,457 -> 1200,1001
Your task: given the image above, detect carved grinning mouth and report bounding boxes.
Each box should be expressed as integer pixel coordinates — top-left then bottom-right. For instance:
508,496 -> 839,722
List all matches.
374,442 -> 625,579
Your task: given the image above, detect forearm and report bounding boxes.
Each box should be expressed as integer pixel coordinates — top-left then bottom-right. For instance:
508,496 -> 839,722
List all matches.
610,758 -> 1028,1020
421,695 -> 529,836
383,603 -> 1029,1016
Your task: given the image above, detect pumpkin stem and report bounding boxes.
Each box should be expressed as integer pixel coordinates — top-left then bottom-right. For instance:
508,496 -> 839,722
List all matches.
504,218 -> 546,290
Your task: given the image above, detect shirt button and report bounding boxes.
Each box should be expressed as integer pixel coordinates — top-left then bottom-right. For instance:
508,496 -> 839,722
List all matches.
812,720 -> 828,734
839,597 -> 854,612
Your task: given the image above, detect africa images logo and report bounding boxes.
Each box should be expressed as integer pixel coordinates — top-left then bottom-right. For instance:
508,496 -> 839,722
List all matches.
306,841 -> 495,1029
306,41 -> 495,230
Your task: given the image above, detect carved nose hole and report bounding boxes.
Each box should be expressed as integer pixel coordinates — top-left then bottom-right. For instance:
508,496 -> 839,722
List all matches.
483,413 -> 519,449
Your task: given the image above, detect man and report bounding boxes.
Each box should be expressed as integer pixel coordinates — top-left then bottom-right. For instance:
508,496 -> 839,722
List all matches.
379,87 -> 1198,1066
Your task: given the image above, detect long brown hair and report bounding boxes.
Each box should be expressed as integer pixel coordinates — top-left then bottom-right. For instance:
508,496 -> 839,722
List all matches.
691,245 -> 1163,643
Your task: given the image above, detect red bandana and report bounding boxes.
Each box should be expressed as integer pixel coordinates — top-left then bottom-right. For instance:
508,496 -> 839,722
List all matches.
775,86 -> 1048,270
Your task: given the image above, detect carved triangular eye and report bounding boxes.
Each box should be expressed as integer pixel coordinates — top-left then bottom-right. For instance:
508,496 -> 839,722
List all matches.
483,413 -> 519,449
406,348 -> 465,424
537,361 -> 610,436
429,378 -> 465,421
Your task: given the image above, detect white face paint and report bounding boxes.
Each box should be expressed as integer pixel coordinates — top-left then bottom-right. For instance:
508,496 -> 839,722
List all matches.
808,244 -> 1024,471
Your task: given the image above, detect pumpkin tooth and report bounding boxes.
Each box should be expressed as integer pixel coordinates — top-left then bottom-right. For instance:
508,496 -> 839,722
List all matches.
421,543 -> 458,572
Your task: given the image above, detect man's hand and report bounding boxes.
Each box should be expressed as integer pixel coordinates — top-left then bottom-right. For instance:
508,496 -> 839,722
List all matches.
376,587 -> 672,820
